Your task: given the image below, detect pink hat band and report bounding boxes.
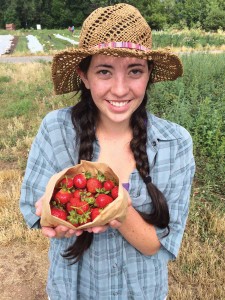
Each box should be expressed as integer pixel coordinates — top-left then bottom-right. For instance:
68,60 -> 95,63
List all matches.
94,41 -> 149,52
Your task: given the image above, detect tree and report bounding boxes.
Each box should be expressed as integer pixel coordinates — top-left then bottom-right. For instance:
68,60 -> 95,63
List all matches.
16,0 -> 36,28
204,8 -> 225,30
0,0 -> 225,30
3,0 -> 21,27
127,0 -> 168,29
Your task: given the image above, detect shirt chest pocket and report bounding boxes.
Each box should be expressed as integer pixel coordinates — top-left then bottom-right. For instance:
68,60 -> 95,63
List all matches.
129,179 -> 153,214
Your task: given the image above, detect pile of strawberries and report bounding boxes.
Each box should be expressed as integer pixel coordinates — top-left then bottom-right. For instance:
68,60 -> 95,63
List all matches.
50,171 -> 118,227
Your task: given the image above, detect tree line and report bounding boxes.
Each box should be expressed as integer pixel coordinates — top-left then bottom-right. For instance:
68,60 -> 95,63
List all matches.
1,0 -> 225,31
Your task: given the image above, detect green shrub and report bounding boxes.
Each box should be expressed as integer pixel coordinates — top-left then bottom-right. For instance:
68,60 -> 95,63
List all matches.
3,99 -> 35,118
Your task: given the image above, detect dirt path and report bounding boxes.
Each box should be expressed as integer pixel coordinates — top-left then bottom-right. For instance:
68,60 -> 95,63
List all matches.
0,55 -> 53,63
0,242 -> 49,300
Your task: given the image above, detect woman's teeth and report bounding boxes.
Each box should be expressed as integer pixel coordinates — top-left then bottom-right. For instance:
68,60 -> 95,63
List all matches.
108,100 -> 129,107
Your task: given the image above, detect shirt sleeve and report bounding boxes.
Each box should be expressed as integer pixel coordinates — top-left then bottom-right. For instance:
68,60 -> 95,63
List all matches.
155,127 -> 195,260
20,115 -> 60,229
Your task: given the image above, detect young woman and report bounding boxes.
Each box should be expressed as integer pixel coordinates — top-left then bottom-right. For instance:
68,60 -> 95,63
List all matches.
20,4 -> 195,299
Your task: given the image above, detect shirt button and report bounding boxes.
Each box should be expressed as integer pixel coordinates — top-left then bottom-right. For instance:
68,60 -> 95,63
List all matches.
152,141 -> 157,147
113,292 -> 118,296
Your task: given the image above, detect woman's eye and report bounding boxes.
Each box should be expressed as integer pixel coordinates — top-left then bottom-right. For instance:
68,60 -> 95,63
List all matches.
98,70 -> 110,75
130,69 -> 143,75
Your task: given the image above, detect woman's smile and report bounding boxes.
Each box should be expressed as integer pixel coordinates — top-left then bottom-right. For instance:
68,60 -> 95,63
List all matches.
107,100 -> 131,107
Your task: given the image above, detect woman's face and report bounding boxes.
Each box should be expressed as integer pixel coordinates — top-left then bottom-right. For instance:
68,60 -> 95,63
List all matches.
78,54 -> 151,125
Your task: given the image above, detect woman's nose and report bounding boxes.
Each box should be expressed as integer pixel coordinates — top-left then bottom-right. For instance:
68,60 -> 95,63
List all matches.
110,76 -> 129,98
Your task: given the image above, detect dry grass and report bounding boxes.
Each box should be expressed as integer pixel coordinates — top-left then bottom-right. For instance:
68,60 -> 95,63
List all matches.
168,193 -> 225,299
0,169 -> 48,247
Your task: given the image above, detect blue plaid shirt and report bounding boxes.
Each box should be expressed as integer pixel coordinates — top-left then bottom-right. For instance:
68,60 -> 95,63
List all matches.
20,107 -> 195,300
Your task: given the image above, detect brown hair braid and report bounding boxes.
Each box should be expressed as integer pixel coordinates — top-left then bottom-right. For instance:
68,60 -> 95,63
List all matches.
130,95 -> 170,229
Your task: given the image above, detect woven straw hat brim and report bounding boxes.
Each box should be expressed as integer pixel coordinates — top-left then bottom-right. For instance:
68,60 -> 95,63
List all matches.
52,47 -> 183,95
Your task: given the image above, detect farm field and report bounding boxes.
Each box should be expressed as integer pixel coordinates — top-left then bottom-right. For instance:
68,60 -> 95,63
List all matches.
0,31 -> 224,299
0,28 -> 225,56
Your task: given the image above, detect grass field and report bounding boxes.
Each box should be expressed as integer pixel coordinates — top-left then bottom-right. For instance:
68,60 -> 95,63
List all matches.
0,49 -> 224,299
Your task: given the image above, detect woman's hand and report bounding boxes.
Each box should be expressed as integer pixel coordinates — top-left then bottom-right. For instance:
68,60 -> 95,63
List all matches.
35,196 -> 83,238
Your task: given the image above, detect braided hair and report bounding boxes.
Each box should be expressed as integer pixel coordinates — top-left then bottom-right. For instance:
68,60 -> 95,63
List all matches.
62,56 -> 169,263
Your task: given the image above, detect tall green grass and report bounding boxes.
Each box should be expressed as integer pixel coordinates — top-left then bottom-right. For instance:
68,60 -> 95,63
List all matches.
152,29 -> 225,49
148,53 -> 225,196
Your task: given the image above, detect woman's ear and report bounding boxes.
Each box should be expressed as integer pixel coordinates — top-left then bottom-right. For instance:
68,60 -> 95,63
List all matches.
77,68 -> 90,89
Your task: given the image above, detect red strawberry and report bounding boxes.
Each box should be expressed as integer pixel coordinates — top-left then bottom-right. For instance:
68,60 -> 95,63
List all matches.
87,178 -> 102,194
91,208 -> 101,221
66,197 -> 81,212
68,198 -> 90,215
51,207 -> 68,220
111,186 -> 118,199
75,201 -> 90,215
73,173 -> 87,189
103,180 -> 115,191
73,189 -> 83,200
67,202 -> 90,225
95,194 -> 113,208
54,189 -> 73,204
81,192 -> 95,205
58,177 -> 74,189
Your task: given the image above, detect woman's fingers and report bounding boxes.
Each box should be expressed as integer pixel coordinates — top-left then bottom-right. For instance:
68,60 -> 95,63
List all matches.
91,225 -> 108,233
35,195 -> 45,216
41,225 -> 80,239
109,219 -> 122,229
41,226 -> 57,238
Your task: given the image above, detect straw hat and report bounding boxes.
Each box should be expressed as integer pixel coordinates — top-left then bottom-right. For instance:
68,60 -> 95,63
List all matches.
52,3 -> 183,95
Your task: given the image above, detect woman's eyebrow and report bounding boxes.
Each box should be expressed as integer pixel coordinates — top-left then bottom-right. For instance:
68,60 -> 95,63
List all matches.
128,63 -> 145,68
95,63 -> 145,69
95,64 -> 113,69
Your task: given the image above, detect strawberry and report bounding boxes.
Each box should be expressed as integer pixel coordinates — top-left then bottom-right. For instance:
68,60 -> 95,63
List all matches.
57,176 -> 74,189
103,179 -> 115,191
67,204 -> 90,226
111,186 -> 118,199
95,194 -> 113,208
87,178 -> 102,194
81,192 -> 95,205
66,197 -> 81,212
75,201 -> 90,215
51,207 -> 68,221
54,188 -> 73,204
73,189 -> 84,200
91,207 -> 102,221
67,198 -> 90,215
73,173 -> 87,189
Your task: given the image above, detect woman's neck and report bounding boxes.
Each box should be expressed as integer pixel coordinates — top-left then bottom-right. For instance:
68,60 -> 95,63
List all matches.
96,118 -> 131,139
